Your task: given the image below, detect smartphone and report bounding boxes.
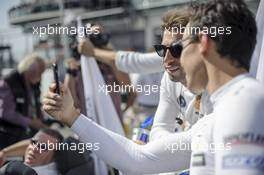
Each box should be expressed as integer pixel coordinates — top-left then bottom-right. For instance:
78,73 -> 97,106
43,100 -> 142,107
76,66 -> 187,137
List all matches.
52,63 -> 60,95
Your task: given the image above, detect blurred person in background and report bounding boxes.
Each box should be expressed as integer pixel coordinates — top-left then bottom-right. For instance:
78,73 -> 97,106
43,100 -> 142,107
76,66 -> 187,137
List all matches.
0,53 -> 48,149
64,58 -> 86,114
63,39 -> 87,115
0,129 -> 63,175
79,24 -> 137,126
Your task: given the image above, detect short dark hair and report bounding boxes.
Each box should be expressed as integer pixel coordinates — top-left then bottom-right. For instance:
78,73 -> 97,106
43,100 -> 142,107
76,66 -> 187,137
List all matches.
40,128 -> 64,143
189,0 -> 257,71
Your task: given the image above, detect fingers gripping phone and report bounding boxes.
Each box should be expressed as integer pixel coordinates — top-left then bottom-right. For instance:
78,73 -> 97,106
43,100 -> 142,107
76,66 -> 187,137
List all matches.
52,63 -> 60,95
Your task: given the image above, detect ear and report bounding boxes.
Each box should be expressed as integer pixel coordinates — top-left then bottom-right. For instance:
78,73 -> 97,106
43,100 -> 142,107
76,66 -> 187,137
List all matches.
199,34 -> 209,55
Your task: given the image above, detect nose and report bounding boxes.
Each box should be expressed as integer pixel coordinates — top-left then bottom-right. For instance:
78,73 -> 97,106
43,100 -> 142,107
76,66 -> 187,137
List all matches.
163,49 -> 175,65
32,147 -> 39,154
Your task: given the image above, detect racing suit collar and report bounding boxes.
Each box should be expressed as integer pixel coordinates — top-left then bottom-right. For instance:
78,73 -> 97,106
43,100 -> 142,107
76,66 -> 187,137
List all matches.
210,73 -> 250,106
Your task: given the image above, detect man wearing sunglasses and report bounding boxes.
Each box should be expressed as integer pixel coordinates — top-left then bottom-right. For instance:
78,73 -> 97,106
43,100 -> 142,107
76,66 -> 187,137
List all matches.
43,0 -> 264,175
78,8 -> 213,142
0,129 -> 63,175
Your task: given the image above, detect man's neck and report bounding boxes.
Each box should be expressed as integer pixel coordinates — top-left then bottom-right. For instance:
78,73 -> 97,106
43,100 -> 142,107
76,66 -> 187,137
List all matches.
205,59 -> 247,94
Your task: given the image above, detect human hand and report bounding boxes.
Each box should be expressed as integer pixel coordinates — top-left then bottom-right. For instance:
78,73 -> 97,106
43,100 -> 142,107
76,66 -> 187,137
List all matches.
78,39 -> 95,57
42,83 -> 80,126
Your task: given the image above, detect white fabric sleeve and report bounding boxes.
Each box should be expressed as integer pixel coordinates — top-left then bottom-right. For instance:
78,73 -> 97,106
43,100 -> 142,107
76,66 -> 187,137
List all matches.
71,114 -> 191,174
214,80 -> 264,175
115,51 -> 164,74
150,73 -> 180,141
250,0 -> 264,80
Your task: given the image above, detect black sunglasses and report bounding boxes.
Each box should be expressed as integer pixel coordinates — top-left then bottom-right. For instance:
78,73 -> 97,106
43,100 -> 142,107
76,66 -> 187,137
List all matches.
154,42 -> 183,58
154,36 -> 196,58
30,139 -> 49,151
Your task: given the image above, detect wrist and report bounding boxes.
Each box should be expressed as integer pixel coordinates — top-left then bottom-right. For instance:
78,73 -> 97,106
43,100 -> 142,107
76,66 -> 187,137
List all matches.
66,107 -> 80,127
93,48 -> 101,58
83,48 -> 95,57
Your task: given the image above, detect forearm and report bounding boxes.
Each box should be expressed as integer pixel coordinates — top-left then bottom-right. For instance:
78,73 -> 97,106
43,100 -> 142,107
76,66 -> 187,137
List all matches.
71,114 -> 191,174
93,48 -> 116,67
42,82 -> 189,174
2,139 -> 30,157
150,126 -> 175,141
115,51 -> 164,74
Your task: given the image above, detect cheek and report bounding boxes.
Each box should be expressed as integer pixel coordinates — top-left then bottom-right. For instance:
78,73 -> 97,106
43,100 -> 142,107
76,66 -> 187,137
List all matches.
41,151 -> 54,160
182,46 -> 201,73
35,152 -> 46,162
193,63 -> 208,93
180,51 -> 192,74
24,147 -> 30,157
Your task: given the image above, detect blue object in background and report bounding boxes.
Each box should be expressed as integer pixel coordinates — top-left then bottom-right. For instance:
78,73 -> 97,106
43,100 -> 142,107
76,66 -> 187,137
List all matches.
179,170 -> 189,175
140,114 -> 154,129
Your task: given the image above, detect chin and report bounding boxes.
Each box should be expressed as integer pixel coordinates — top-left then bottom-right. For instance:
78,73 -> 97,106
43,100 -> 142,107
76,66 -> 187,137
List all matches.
187,82 -> 204,94
169,75 -> 187,86
185,77 -> 201,94
190,87 -> 203,95
168,75 -> 177,82
168,73 -> 181,82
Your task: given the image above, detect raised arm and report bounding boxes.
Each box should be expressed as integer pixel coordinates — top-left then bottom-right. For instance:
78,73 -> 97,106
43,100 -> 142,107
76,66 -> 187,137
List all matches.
71,114 -> 191,174
43,83 -> 192,174
1,139 -> 30,158
78,39 -> 116,67
78,40 -> 164,74
0,139 -> 30,166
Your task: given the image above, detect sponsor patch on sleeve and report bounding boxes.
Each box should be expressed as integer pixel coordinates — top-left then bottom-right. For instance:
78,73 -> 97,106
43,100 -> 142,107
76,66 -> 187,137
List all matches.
192,153 -> 206,167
